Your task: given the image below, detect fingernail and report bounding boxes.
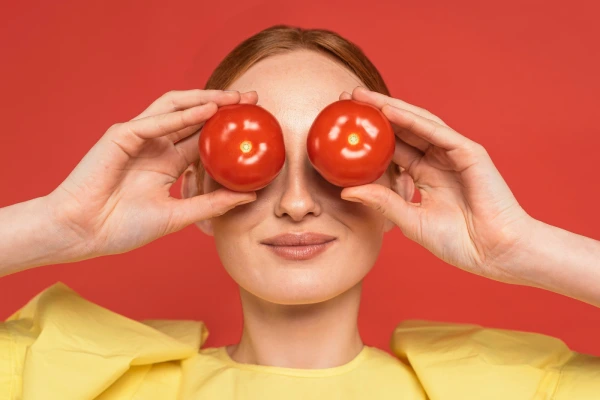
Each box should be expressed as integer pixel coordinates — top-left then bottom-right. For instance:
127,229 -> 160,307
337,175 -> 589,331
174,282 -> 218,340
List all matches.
342,197 -> 364,204
236,196 -> 255,205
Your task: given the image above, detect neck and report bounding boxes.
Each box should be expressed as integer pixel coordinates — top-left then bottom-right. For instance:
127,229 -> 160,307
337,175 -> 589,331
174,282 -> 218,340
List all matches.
226,282 -> 364,369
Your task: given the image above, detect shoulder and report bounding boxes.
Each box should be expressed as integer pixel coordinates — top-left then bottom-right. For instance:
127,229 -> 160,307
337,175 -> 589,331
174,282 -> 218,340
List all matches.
1,282 -> 206,397
390,320 -> 600,399
391,319 -> 572,364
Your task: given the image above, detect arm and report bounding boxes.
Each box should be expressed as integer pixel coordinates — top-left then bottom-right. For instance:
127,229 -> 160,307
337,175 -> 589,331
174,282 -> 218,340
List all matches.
0,89 -> 258,278
0,196 -> 85,276
340,87 -> 600,307
497,218 -> 600,308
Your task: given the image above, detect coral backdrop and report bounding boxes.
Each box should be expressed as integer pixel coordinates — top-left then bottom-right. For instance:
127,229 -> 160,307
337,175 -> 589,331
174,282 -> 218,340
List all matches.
1,0 -> 599,355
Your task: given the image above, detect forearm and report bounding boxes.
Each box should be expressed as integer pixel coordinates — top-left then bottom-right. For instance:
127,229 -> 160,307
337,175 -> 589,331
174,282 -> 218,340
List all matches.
0,196 -> 86,276
505,218 -> 600,308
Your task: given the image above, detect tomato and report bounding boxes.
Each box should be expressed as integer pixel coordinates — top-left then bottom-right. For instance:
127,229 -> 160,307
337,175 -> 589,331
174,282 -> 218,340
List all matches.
306,99 -> 395,187
199,104 -> 285,192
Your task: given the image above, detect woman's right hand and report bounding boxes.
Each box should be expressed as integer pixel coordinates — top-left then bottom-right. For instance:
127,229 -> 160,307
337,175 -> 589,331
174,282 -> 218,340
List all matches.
46,89 -> 258,259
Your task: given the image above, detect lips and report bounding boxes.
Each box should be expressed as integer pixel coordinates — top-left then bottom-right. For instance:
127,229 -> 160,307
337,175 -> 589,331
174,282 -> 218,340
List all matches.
260,232 -> 337,261
260,232 -> 337,246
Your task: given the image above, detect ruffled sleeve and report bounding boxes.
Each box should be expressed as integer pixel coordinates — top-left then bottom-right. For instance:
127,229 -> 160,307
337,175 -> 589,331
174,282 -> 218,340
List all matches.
1,282 -> 207,400
390,320 -> 600,400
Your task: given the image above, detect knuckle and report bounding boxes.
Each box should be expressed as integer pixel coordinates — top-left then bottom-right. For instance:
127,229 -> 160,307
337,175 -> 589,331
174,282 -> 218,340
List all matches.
178,110 -> 188,127
124,123 -> 139,139
153,116 -> 165,136
415,105 -> 446,126
406,155 -> 421,174
424,110 -> 437,121
106,122 -> 123,135
207,191 -> 225,216
374,187 -> 392,213
460,141 -> 487,159
161,90 -> 185,111
470,141 -> 487,155
206,192 -> 217,213
423,119 -> 438,138
166,91 -> 179,111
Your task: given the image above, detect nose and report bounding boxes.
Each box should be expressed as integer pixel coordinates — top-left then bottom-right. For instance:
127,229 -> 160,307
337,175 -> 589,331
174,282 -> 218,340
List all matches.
274,157 -> 322,221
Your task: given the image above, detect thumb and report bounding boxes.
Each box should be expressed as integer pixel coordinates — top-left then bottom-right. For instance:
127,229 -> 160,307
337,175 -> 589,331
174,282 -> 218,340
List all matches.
341,184 -> 419,238
169,188 -> 256,231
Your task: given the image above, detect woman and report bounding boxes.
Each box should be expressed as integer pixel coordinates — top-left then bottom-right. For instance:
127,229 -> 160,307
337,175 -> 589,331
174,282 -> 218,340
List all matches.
0,25 -> 598,399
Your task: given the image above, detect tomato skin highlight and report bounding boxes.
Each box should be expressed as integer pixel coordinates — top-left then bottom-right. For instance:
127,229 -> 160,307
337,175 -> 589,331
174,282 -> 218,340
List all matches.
199,104 -> 285,192
306,99 -> 395,187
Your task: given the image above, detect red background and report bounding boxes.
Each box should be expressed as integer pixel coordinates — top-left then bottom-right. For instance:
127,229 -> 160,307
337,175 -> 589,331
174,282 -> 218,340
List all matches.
1,1 -> 599,355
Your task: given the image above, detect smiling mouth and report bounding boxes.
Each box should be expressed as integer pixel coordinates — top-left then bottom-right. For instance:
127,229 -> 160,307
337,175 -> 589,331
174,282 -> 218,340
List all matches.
262,240 -> 336,261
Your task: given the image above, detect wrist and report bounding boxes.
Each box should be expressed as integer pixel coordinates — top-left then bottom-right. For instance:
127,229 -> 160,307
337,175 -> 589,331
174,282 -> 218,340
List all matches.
0,195 -> 85,276
41,192 -> 96,264
493,216 -> 600,307
508,217 -> 547,287
485,214 -> 543,287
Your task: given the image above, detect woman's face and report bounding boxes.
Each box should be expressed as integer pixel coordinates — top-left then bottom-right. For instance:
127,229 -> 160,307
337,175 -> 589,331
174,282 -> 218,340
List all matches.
189,50 -> 404,305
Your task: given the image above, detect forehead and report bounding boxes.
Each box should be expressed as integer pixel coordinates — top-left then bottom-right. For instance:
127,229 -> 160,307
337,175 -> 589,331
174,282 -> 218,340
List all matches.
225,50 -> 364,138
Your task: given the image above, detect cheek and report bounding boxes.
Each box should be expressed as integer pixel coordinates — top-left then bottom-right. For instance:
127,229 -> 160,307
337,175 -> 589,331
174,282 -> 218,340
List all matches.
344,204 -> 387,244
211,203 -> 254,239
211,212 -> 252,285
334,189 -> 388,232
211,200 -> 264,269
330,198 -> 388,272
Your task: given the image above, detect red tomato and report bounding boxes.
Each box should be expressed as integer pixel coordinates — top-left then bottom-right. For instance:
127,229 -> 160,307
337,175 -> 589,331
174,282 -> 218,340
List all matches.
307,99 -> 395,187
199,104 -> 285,192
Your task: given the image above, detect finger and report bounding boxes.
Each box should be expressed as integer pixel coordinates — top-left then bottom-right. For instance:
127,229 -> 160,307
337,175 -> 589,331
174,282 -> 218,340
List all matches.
164,91 -> 258,143
239,90 -> 259,104
351,86 -> 447,126
133,89 -> 241,120
339,91 -> 352,100
382,105 -> 469,151
168,188 -> 257,230
394,126 -> 431,153
340,184 -> 420,239
393,136 -> 423,172
347,87 -> 430,152
121,102 -> 218,143
339,90 -> 426,169
165,123 -> 202,144
173,129 -> 201,166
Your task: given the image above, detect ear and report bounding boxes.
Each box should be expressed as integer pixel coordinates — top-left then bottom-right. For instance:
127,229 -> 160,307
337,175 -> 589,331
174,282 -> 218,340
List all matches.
384,166 -> 416,233
181,164 -> 215,236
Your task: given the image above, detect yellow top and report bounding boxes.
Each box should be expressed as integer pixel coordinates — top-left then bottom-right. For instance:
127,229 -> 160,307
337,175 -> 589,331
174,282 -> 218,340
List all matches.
1,282 -> 598,399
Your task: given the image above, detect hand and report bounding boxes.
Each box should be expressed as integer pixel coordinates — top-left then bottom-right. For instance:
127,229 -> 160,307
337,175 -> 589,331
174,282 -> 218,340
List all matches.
339,87 -> 534,284
46,89 -> 258,258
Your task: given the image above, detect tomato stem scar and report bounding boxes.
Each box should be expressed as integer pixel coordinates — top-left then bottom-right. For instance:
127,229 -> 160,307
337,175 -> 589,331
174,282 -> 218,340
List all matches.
348,133 -> 360,145
240,140 -> 253,153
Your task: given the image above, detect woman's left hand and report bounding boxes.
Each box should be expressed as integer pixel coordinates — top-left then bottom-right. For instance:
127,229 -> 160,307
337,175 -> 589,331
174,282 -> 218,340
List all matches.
339,87 -> 535,284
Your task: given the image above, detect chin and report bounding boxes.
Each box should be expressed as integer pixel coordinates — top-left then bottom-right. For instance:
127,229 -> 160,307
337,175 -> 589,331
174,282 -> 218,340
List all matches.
217,238 -> 377,305
232,262 -> 367,306
255,285 -> 344,305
